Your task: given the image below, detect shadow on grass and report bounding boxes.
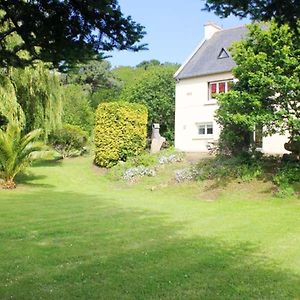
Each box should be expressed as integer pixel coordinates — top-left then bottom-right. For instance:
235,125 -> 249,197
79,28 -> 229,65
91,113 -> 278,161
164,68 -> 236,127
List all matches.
0,191 -> 299,299
14,172 -> 55,189
11,159 -> 64,188
32,159 -> 63,168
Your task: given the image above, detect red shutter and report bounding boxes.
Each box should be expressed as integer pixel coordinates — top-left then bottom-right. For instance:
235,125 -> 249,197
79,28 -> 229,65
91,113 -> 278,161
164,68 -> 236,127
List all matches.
219,82 -> 225,93
210,83 -> 217,94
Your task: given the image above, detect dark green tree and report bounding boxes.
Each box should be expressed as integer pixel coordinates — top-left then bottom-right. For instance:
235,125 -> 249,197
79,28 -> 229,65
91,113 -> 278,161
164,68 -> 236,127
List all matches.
204,0 -> 300,31
66,60 -> 122,94
0,1 -> 146,69
64,59 -> 123,110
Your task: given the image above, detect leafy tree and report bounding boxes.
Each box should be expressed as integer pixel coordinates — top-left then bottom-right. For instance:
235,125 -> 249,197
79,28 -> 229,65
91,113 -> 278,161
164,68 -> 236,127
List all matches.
216,22 -> 300,155
204,0 -> 300,31
0,1 -> 146,69
113,65 -> 147,87
65,60 -> 122,94
62,85 -> 94,133
121,65 -> 177,141
0,123 -> 45,189
136,59 -> 161,70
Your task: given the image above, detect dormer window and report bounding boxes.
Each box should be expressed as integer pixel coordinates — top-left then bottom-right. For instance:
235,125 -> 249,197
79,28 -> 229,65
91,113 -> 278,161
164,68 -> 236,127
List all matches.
208,80 -> 233,100
218,48 -> 229,59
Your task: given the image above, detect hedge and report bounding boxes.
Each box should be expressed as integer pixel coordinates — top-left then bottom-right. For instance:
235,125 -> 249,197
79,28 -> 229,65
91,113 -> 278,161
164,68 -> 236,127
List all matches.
94,102 -> 148,167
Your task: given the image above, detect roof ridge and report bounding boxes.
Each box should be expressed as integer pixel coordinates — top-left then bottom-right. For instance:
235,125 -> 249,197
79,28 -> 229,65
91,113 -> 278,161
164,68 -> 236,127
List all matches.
218,24 -> 248,33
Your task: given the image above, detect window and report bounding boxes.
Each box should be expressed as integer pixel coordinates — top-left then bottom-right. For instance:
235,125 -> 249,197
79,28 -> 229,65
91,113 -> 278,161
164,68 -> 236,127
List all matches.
197,123 -> 213,136
208,80 -> 233,100
218,48 -> 230,59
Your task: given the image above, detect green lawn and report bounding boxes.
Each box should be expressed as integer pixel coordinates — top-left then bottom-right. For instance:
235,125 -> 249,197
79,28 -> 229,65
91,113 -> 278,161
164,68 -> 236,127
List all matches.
0,157 -> 299,299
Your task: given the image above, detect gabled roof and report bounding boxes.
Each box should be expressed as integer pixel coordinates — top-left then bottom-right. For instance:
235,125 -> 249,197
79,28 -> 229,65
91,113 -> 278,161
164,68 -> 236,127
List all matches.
175,25 -> 248,80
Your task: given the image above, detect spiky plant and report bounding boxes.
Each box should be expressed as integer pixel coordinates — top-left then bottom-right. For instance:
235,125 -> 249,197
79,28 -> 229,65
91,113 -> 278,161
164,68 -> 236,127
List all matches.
0,123 -> 45,189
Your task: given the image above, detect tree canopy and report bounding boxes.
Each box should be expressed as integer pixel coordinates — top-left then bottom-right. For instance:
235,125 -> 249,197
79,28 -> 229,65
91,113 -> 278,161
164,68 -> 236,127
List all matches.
216,22 -> 300,155
204,0 -> 300,31
0,1 -> 146,69
121,65 -> 177,141
65,60 -> 121,94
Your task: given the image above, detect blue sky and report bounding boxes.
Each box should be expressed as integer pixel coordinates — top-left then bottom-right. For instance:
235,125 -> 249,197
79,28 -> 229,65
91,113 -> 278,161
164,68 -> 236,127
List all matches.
108,0 -> 249,67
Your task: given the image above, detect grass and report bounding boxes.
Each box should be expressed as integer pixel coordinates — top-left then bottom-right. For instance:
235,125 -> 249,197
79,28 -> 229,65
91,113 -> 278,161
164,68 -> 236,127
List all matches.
0,156 -> 299,299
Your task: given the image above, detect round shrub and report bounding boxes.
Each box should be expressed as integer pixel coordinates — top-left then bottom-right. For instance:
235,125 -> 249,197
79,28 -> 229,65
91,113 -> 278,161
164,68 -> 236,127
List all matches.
94,102 -> 147,167
49,124 -> 88,158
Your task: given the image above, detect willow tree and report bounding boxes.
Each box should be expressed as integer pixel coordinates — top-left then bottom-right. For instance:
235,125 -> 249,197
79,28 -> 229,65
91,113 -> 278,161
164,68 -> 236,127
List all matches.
0,73 -> 25,128
7,63 -> 63,140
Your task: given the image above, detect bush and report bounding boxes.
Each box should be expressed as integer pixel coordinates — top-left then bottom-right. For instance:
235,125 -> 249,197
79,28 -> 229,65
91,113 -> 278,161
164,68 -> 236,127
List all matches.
192,153 -> 263,183
49,124 -> 88,158
273,162 -> 300,196
94,102 -> 147,167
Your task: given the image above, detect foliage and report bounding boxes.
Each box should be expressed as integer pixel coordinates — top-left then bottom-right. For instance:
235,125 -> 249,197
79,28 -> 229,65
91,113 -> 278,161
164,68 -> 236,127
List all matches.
8,62 -> 63,139
121,65 -> 177,141
0,73 -> 25,128
108,148 -> 184,181
136,59 -> 161,70
216,22 -> 300,155
178,153 -> 299,196
0,1 -> 146,69
113,65 -> 147,86
0,123 -> 45,189
194,154 -> 263,183
62,85 -> 94,133
65,60 -> 122,94
48,124 -> 88,158
89,87 -> 122,110
94,102 -> 148,167
273,162 -> 300,196
204,0 -> 299,32
127,152 -> 158,168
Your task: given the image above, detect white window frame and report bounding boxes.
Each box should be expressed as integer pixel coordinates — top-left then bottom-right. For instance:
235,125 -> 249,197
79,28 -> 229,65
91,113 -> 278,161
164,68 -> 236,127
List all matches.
208,79 -> 233,101
196,122 -> 214,137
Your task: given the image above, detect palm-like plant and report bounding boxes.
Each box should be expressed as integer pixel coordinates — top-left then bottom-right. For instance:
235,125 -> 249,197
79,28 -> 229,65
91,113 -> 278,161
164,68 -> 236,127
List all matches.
0,123 -> 44,189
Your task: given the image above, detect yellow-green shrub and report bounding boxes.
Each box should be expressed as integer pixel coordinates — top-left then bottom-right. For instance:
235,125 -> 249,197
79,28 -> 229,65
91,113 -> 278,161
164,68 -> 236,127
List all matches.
94,102 -> 147,167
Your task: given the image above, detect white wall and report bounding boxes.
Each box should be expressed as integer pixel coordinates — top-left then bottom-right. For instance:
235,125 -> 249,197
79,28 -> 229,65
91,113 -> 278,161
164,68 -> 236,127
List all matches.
175,72 -> 290,154
262,133 -> 289,154
175,72 -> 232,152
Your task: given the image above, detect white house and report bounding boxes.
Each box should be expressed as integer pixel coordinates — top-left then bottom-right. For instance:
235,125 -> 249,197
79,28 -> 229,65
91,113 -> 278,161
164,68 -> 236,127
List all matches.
174,22 -> 289,154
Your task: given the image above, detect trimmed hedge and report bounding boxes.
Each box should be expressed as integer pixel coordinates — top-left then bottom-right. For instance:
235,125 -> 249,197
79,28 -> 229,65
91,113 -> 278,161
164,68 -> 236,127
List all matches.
94,102 -> 148,167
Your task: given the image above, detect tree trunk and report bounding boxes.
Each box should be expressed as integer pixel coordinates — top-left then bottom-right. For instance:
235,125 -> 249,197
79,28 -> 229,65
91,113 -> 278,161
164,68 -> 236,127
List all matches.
2,177 -> 16,189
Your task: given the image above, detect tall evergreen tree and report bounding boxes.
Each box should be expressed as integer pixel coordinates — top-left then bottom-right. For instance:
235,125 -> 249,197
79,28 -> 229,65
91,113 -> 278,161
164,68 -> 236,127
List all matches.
0,1 -> 146,69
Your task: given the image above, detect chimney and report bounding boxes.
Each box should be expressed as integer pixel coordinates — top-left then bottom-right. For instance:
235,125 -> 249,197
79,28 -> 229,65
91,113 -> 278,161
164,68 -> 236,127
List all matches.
204,21 -> 221,40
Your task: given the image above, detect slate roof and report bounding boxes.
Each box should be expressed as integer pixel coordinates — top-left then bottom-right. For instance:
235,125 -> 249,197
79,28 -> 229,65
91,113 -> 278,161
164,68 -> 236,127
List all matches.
175,26 -> 248,80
